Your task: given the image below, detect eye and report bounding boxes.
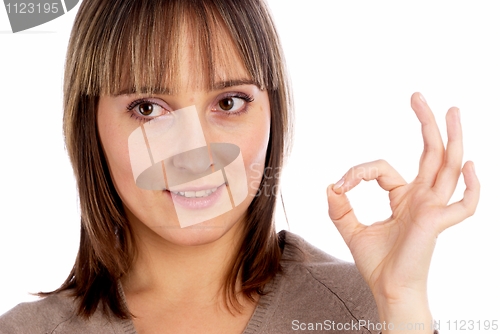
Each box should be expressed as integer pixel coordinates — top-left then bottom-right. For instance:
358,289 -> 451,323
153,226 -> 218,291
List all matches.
127,98 -> 169,121
134,101 -> 164,117
213,93 -> 254,115
137,102 -> 155,116
218,97 -> 244,112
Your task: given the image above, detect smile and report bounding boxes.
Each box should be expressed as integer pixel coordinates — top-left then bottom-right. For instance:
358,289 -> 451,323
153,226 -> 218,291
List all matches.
164,183 -> 228,212
170,186 -> 219,198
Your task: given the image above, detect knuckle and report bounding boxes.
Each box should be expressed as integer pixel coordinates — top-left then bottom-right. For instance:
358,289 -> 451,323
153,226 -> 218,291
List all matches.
346,166 -> 358,179
329,205 -> 353,222
375,159 -> 391,170
464,204 -> 477,217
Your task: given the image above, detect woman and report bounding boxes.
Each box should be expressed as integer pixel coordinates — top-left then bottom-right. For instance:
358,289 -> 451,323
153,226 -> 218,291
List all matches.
0,0 -> 479,333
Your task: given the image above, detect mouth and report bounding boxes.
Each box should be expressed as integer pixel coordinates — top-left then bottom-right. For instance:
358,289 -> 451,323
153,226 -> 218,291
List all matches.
164,184 -> 227,211
169,186 -> 220,198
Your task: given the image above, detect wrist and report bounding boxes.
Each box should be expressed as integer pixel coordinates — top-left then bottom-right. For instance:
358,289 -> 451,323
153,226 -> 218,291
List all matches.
375,294 -> 434,334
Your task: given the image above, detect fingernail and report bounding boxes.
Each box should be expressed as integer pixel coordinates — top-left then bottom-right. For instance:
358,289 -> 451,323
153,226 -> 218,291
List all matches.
419,93 -> 426,104
471,161 -> 475,173
333,178 -> 345,193
457,108 -> 461,121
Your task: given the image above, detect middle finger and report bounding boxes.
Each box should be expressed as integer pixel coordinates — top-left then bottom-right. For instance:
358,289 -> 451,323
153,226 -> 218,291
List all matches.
433,107 -> 463,200
412,92 -> 445,186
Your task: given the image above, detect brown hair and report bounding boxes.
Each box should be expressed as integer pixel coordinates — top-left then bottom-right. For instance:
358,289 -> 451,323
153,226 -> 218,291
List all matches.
43,0 -> 293,319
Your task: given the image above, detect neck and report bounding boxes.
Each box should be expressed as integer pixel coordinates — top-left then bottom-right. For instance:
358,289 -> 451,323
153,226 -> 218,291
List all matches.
122,216 -> 246,309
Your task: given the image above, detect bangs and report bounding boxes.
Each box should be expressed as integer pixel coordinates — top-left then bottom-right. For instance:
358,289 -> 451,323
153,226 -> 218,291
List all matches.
73,0 -> 281,96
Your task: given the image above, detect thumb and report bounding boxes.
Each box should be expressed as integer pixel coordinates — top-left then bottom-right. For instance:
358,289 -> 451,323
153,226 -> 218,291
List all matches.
327,180 -> 362,243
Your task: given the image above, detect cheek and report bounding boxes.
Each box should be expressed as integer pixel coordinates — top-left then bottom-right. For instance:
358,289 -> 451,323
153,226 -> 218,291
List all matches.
106,140 -> 133,186
97,110 -> 136,195
240,109 -> 271,196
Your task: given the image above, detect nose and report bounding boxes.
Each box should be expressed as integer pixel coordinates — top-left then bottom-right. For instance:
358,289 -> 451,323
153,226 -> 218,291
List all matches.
169,104 -> 213,175
171,146 -> 212,174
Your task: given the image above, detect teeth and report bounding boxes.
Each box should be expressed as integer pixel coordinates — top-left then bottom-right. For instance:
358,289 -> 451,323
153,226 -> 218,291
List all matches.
171,187 -> 218,198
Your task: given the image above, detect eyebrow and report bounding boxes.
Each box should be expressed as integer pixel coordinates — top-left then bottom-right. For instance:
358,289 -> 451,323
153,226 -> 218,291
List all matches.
212,79 -> 259,90
114,79 -> 260,96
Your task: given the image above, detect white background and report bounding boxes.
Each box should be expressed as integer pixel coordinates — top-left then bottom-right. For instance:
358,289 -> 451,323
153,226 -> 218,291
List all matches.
1,1 -> 499,331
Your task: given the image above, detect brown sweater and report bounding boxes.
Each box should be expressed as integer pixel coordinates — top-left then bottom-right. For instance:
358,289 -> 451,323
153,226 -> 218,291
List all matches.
0,231 -> 406,334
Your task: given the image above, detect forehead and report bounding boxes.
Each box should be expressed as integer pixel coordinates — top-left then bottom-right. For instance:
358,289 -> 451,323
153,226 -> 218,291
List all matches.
110,9 -> 255,96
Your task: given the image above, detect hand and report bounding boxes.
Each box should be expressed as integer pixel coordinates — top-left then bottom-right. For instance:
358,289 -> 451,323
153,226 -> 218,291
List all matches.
326,92 -> 480,331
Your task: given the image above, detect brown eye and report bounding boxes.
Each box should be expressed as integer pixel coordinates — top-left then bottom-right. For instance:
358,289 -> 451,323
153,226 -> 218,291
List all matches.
213,95 -> 249,115
128,98 -> 168,121
219,98 -> 234,111
138,102 -> 154,116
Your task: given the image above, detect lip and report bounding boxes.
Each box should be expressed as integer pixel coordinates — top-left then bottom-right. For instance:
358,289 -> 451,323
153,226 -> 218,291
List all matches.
165,184 -> 226,210
167,184 -> 223,192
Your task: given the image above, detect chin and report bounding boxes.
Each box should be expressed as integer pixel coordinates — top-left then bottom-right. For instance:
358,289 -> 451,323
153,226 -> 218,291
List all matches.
148,209 -> 246,247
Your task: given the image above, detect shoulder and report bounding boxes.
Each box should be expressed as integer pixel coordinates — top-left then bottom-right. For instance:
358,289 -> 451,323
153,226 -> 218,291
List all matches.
281,231 -> 377,313
0,291 -> 132,334
258,231 -> 379,333
0,292 -> 74,334
282,230 -> 370,285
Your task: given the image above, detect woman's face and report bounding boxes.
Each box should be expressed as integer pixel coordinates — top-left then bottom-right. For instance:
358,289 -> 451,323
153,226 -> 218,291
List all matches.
97,43 -> 270,246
